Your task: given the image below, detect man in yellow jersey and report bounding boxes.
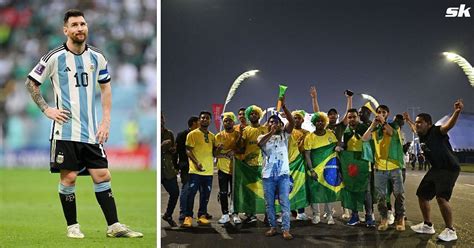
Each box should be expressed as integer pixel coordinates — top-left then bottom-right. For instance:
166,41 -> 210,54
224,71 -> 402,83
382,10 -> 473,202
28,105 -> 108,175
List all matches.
343,109 -> 375,228
288,110 -> 310,220
182,111 -> 221,227
303,112 -> 337,225
215,112 -> 242,224
234,108 -> 247,162
237,105 -> 267,223
235,107 -> 248,130
362,105 -> 406,231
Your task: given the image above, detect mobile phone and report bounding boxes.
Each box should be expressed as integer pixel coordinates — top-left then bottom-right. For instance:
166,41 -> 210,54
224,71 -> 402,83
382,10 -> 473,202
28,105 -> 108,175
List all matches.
344,90 -> 354,96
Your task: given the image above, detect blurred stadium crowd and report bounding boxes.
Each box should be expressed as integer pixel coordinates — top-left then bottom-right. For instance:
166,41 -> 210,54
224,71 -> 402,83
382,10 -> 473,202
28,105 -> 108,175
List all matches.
0,0 -> 157,169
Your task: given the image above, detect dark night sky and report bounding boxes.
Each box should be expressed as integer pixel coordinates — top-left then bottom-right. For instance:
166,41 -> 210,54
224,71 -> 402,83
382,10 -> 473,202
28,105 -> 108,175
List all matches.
162,0 -> 473,136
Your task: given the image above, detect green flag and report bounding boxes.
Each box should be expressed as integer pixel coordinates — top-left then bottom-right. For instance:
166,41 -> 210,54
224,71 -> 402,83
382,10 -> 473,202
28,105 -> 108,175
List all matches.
234,160 -> 265,214
276,154 -> 309,211
339,150 -> 370,211
233,155 -> 309,214
306,143 -> 344,203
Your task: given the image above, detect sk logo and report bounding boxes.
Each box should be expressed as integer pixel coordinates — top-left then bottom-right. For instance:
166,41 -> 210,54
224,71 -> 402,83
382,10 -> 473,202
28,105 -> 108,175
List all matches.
445,4 -> 471,17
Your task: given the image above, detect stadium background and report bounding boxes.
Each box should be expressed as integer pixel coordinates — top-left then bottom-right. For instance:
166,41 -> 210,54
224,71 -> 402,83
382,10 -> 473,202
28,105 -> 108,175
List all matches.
0,1 -> 157,247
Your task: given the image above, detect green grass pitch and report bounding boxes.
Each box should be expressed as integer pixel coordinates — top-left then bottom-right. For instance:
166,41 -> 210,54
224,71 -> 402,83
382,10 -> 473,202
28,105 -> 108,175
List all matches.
0,168 -> 156,248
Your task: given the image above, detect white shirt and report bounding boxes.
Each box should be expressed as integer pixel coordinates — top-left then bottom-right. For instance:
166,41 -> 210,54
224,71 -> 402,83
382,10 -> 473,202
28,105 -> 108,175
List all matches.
258,131 -> 290,178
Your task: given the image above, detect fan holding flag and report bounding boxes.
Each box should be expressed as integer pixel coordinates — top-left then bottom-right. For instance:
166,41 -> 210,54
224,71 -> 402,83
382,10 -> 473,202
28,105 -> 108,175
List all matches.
303,112 -> 344,226
361,105 -> 406,232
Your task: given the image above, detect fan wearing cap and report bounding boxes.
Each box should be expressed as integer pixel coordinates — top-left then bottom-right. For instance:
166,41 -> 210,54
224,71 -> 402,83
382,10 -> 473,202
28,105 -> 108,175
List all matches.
215,112 -> 242,224
257,95 -> 295,240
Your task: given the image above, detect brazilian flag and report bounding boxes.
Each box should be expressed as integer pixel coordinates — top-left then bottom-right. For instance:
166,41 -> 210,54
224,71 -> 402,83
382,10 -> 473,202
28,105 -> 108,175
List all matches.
339,150 -> 370,211
233,156 -> 309,214
306,143 -> 344,203
233,160 -> 265,214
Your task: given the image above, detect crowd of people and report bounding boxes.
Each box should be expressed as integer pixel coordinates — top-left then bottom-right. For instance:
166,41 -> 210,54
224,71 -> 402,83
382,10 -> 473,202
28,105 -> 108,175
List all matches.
162,86 -> 464,242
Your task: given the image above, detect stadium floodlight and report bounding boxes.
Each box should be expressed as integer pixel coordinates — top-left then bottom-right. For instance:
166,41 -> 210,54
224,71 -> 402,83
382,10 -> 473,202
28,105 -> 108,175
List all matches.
220,69 -> 259,130
443,52 -> 474,87
360,93 -> 380,108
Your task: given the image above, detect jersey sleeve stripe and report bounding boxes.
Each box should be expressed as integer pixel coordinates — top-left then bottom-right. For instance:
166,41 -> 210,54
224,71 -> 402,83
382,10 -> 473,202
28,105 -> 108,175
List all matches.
42,47 -> 66,63
98,75 -> 111,84
27,75 -> 42,85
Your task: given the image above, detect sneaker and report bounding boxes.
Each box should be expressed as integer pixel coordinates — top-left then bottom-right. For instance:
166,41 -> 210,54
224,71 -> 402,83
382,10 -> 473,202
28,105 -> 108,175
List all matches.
162,215 -> 178,227
341,208 -> 351,220
387,210 -> 395,225
359,213 -> 366,223
197,215 -> 210,225
246,215 -> 257,223
347,214 -> 359,226
233,214 -> 242,224
107,223 -> 143,238
311,215 -> 321,224
396,218 -> 406,231
67,224 -> 85,239
327,215 -> 335,225
277,216 -> 282,224
438,228 -> 457,242
296,213 -> 308,221
218,214 -> 230,224
366,215 -> 376,228
378,219 -> 389,231
410,222 -> 435,234
182,216 -> 193,228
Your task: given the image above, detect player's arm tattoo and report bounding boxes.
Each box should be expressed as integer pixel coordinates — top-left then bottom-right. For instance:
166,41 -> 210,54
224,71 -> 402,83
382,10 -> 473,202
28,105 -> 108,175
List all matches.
25,78 -> 49,112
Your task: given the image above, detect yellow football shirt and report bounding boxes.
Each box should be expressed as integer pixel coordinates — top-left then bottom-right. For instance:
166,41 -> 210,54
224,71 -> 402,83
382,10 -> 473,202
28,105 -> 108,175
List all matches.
186,129 -> 215,176
242,125 -> 268,166
289,128 -> 309,163
215,130 -> 240,174
304,130 -> 337,151
372,131 -> 399,171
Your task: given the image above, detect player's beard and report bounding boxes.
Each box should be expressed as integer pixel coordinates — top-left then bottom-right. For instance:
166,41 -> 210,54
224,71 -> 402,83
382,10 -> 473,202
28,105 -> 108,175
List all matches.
70,33 -> 87,45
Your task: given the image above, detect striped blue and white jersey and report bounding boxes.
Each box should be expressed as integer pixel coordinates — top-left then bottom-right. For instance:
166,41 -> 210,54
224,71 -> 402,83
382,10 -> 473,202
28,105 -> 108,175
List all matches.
28,43 -> 111,144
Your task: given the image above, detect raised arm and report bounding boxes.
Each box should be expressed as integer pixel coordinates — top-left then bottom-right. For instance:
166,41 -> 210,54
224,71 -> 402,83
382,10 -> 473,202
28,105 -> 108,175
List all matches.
362,118 -> 378,141
281,96 -> 295,133
25,78 -> 70,124
341,92 -> 353,125
310,86 -> 319,113
403,112 -> 416,133
440,99 -> 463,135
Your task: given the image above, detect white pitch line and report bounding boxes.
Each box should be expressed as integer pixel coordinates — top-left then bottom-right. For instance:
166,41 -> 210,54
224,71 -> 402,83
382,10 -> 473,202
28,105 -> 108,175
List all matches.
464,184 -> 474,187
211,223 -> 233,240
